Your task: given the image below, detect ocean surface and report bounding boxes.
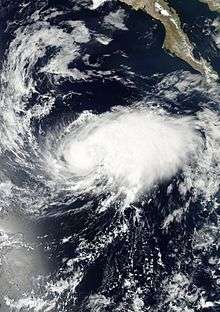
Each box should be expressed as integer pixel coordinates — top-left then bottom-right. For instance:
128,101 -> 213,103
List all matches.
0,0 -> 219,311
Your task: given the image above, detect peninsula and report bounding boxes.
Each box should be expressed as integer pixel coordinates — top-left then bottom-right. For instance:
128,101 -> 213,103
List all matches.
119,0 -> 218,81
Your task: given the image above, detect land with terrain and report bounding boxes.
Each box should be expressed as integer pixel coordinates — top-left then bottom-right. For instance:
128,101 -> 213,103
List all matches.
119,0 -> 219,80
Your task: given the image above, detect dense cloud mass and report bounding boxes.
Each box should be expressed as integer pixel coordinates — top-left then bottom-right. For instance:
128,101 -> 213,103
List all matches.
0,1 -> 219,312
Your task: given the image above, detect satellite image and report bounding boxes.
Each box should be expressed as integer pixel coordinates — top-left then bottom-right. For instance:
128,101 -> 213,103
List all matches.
0,0 -> 219,311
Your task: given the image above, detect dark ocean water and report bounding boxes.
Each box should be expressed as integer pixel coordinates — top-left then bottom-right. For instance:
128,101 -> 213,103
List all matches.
0,1 -> 219,311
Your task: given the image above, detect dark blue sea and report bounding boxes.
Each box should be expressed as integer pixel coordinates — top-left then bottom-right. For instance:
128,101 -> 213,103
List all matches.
0,1 -> 219,311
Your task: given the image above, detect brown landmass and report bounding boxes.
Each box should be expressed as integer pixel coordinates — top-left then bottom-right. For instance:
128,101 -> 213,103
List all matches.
119,0 -> 218,81
198,0 -> 220,13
